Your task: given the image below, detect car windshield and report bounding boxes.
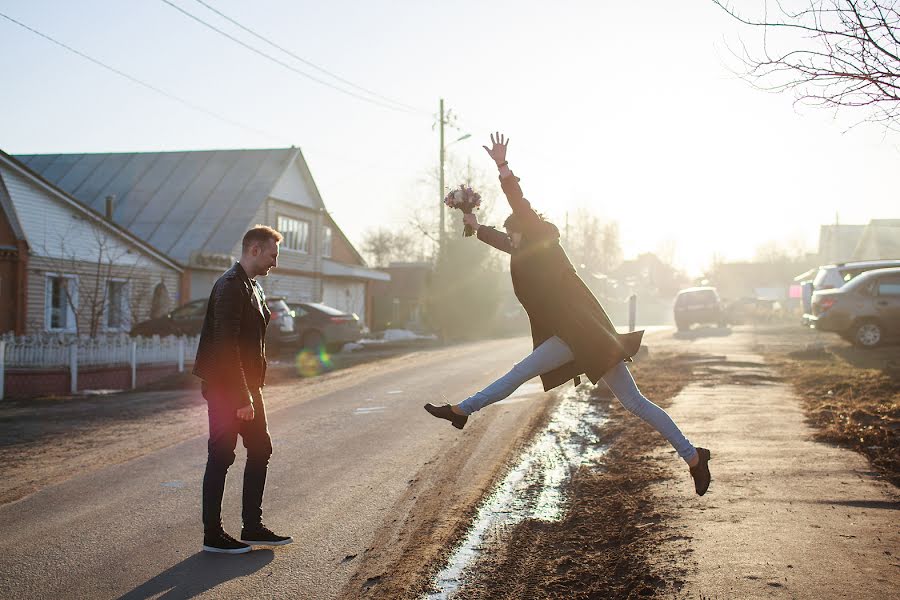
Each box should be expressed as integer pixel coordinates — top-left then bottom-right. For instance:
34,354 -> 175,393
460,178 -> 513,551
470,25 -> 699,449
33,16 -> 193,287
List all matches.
304,303 -> 347,316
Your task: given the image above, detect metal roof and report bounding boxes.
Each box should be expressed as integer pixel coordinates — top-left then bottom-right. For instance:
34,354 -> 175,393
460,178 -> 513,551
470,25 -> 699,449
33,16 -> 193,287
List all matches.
15,148 -> 300,264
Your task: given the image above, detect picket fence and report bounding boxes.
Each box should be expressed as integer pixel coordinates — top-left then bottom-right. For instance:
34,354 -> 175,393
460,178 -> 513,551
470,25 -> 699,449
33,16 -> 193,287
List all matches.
0,334 -> 200,398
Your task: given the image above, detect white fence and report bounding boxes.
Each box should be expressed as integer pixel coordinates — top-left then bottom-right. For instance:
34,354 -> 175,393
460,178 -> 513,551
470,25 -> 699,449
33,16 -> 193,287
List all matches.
0,334 -> 200,398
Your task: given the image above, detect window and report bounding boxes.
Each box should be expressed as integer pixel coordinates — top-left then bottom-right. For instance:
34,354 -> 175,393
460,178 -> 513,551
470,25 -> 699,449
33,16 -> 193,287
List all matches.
321,225 -> 333,258
105,280 -> 129,330
877,277 -> 900,296
277,215 -> 310,253
45,274 -> 77,332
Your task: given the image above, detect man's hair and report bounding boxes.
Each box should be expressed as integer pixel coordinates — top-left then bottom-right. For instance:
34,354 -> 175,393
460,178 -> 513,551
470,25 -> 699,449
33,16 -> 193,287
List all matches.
242,225 -> 283,252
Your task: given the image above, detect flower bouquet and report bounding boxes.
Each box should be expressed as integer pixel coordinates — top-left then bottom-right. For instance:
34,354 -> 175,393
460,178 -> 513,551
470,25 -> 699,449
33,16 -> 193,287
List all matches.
443,185 -> 482,237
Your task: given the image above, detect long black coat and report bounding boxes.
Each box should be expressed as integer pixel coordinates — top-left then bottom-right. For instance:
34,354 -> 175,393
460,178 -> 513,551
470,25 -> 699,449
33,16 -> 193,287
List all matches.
476,172 -> 643,391
193,262 -> 271,408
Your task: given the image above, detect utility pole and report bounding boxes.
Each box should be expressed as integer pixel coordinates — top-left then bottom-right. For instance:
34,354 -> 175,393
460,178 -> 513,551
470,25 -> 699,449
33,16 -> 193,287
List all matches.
438,98 -> 446,250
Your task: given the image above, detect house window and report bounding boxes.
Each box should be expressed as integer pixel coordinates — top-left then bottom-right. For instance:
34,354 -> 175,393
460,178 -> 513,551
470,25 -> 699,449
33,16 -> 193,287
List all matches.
277,215 -> 310,253
45,274 -> 78,332
106,280 -> 129,330
321,225 -> 333,258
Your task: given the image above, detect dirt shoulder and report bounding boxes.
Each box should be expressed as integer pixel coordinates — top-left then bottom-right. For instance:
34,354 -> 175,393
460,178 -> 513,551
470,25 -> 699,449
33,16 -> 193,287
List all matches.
648,327 -> 900,599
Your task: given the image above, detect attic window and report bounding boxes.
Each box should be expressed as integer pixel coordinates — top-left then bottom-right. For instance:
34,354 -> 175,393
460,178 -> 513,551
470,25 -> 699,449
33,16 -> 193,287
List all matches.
277,215 -> 310,253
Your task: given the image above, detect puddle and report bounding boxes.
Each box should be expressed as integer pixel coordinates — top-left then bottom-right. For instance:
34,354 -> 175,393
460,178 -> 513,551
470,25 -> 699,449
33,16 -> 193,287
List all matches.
422,383 -> 610,599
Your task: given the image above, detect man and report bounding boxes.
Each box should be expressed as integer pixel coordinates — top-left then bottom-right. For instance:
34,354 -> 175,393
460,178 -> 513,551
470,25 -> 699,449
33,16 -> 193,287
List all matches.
193,225 -> 293,554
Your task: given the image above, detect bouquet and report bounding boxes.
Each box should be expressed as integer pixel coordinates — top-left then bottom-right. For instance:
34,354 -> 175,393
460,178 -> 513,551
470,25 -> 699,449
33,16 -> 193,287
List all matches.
443,185 -> 482,237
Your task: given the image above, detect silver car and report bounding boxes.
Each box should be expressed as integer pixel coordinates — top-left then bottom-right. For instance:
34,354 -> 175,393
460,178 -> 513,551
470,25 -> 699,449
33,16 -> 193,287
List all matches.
809,267 -> 900,347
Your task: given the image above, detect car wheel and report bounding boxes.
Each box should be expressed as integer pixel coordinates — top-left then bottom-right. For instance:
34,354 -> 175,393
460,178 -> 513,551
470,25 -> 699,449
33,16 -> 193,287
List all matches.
302,330 -> 325,353
852,320 -> 882,348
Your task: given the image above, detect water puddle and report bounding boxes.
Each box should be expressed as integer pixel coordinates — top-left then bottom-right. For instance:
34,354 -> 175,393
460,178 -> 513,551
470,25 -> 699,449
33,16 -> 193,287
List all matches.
422,383 -> 611,599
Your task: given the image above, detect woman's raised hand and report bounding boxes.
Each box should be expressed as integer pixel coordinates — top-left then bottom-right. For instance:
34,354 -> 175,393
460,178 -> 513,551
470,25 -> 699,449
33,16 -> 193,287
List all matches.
482,132 -> 509,166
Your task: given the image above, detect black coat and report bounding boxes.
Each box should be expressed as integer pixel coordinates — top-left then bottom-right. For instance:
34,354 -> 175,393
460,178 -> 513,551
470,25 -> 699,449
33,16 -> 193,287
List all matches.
476,172 -> 643,392
193,262 -> 271,407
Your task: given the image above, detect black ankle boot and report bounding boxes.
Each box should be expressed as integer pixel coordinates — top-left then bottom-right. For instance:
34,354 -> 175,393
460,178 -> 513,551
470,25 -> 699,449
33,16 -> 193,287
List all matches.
424,403 -> 468,430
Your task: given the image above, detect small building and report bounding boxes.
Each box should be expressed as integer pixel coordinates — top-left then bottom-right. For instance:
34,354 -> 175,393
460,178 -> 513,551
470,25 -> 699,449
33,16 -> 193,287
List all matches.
852,219 -> 900,261
0,150 -> 182,335
15,148 -> 387,326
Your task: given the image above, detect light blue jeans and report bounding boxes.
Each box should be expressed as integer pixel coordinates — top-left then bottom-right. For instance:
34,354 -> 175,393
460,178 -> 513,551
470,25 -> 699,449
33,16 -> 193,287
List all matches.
458,336 -> 698,463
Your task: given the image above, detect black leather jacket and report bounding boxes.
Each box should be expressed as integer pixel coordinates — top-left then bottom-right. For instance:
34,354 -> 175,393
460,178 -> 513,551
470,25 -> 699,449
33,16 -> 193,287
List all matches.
193,263 -> 270,407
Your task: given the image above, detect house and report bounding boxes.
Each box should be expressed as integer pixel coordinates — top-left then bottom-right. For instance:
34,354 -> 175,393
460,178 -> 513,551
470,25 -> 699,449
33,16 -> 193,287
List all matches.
15,148 -> 388,325
369,262 -> 432,331
0,150 -> 182,335
852,219 -> 900,261
817,223 -> 866,264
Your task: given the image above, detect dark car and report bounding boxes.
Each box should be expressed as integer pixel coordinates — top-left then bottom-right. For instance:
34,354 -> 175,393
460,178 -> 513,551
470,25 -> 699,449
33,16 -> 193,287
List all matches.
288,302 -> 364,353
131,296 -> 298,348
808,267 -> 900,348
673,287 -> 726,331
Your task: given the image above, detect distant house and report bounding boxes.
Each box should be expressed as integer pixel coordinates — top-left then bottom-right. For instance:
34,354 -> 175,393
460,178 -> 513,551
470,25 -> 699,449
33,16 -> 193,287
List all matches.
15,148 -> 388,325
0,150 -> 182,335
369,262 -> 432,331
817,223 -> 866,264
852,219 -> 900,261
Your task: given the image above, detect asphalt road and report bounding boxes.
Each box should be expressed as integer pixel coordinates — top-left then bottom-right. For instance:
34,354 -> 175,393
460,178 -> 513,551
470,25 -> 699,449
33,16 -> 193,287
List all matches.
0,336 -> 555,600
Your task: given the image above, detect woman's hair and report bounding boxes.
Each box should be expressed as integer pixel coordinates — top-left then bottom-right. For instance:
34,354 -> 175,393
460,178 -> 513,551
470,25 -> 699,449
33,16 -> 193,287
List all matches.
503,211 -> 547,234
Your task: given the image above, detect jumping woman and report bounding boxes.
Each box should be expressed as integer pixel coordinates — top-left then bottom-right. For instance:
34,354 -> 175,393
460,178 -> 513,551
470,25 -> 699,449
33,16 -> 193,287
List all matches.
425,133 -> 712,495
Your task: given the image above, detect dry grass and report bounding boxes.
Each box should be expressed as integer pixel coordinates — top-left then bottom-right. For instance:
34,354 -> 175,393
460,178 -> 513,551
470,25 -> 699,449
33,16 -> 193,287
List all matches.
768,345 -> 900,486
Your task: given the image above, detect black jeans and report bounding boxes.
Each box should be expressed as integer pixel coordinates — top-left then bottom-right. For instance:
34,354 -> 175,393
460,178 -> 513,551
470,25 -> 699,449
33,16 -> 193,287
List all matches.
201,385 -> 272,534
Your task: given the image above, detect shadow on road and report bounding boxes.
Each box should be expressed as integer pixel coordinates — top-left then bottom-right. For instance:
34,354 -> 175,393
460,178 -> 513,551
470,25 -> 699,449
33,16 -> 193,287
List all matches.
117,549 -> 274,600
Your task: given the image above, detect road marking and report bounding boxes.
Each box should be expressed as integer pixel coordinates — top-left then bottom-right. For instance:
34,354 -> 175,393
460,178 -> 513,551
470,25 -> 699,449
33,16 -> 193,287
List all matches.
387,390 -> 404,395
353,406 -> 386,414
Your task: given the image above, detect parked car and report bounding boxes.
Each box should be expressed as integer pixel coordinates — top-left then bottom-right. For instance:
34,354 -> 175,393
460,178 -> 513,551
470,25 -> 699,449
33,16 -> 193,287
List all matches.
130,295 -> 298,348
808,267 -> 900,347
288,302 -> 364,353
801,259 -> 900,319
673,287 -> 726,331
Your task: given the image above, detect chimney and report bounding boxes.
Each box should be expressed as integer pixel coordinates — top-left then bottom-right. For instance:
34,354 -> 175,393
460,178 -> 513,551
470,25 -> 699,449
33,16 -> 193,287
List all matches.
105,195 -> 115,220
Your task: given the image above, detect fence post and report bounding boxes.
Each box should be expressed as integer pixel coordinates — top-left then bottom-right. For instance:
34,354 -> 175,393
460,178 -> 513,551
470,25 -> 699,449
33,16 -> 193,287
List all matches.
0,341 -> 5,400
177,337 -> 185,373
70,343 -> 78,394
628,294 -> 637,332
131,341 -> 137,389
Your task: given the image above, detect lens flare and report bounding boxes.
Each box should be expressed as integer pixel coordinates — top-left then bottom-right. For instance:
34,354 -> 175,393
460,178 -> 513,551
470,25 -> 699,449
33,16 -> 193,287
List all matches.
295,348 -> 333,377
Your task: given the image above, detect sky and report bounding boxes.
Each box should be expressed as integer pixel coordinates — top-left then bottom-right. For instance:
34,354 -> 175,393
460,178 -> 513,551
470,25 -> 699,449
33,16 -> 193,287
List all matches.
1,0 -> 897,276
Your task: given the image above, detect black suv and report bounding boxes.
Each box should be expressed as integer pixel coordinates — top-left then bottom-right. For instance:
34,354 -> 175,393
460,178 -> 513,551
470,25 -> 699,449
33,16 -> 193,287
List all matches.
809,267 -> 900,347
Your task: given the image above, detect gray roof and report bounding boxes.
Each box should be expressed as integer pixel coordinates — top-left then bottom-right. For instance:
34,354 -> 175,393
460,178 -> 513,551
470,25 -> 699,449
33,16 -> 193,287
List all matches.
15,148 -> 299,263
853,219 -> 900,260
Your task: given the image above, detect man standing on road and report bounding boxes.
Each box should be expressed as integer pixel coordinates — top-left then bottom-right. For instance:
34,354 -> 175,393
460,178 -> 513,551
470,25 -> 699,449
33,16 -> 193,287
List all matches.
193,225 -> 293,554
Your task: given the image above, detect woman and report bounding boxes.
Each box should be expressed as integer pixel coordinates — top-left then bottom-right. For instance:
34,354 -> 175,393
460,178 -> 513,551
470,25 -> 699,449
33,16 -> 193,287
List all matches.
425,133 -> 712,495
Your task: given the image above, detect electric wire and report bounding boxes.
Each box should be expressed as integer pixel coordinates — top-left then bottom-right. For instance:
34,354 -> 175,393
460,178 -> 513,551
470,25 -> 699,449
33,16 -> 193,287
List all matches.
0,11 -> 285,143
190,0 -> 428,115
159,0 -> 429,117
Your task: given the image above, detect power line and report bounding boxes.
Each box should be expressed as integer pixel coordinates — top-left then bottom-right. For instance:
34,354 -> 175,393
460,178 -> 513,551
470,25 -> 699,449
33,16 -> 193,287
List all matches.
159,0 -> 429,118
190,0 -> 427,115
0,11 -> 285,143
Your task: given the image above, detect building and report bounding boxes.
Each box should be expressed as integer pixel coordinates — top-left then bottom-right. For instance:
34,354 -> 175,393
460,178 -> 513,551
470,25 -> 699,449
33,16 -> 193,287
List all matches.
852,219 -> 900,261
15,148 -> 387,325
0,150 -> 182,335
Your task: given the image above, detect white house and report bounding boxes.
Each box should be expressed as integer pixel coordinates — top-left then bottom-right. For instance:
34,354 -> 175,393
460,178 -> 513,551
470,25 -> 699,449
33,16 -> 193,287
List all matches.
16,148 -> 388,325
0,150 -> 183,335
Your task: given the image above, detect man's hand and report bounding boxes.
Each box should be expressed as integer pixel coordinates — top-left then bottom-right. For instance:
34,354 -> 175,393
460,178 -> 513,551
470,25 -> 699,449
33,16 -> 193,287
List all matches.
236,403 -> 255,421
462,213 -> 480,230
482,132 -> 509,165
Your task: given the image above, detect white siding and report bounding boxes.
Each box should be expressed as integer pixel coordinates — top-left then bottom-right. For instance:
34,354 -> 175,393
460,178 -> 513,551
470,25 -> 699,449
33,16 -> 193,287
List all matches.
270,161 -> 320,209
263,273 -> 318,303
323,280 -> 366,322
2,165 -> 158,269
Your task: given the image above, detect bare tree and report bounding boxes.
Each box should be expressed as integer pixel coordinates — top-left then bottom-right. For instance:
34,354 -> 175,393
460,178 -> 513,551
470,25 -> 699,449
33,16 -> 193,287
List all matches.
713,0 -> 900,129
360,227 -> 420,267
